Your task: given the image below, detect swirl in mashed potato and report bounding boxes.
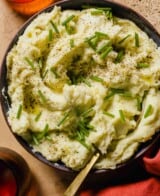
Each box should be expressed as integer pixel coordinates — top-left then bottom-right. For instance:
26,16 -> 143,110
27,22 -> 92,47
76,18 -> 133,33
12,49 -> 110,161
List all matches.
6,6 -> 160,170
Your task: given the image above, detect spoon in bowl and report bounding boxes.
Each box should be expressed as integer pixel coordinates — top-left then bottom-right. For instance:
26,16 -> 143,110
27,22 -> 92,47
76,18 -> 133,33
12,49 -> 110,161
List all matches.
64,152 -> 100,196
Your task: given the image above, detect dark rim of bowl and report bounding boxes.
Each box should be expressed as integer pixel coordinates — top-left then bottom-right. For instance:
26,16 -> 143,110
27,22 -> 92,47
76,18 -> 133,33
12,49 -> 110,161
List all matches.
0,0 -> 160,174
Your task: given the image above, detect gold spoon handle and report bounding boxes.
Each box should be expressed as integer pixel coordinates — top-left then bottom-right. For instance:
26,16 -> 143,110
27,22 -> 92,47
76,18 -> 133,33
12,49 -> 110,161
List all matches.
64,152 -> 100,196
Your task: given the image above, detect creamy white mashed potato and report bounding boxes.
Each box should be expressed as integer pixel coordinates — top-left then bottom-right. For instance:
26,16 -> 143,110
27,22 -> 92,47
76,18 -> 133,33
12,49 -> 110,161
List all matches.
6,6 -> 160,170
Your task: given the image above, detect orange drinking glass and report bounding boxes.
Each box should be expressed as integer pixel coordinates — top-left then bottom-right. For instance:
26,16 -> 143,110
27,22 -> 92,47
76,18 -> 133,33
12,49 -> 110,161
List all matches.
7,0 -> 57,16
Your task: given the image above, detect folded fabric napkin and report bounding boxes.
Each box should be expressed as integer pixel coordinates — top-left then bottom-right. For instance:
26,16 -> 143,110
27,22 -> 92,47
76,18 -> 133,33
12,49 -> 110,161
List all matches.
80,147 -> 160,196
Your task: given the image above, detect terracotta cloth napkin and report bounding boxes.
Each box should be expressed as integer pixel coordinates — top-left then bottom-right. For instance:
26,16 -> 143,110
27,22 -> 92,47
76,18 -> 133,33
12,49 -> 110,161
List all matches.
80,148 -> 160,196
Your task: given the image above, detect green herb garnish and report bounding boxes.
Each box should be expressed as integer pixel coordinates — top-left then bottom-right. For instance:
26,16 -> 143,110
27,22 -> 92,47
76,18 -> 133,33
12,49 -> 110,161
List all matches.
38,90 -> 47,103
136,63 -> 149,68
50,67 -> 59,78
118,34 -> 131,44
90,75 -> 104,83
57,111 -> 70,127
48,29 -> 53,41
119,110 -> 125,122
136,96 -> 142,111
70,39 -> 74,48
81,108 -> 93,117
24,57 -> 34,70
16,104 -> 22,119
62,15 -> 75,26
115,50 -> 124,63
103,111 -> 115,118
50,20 -> 59,34
144,104 -> 153,118
100,46 -> 113,59
32,124 -> 50,145
97,42 -> 111,53
95,31 -> 109,38
42,69 -> 48,79
91,10 -> 104,15
32,135 -> 39,145
35,111 -> 42,122
135,32 -> 140,47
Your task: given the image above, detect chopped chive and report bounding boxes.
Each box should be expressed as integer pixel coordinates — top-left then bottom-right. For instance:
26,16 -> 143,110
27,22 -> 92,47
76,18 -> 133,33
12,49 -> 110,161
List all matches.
65,25 -> 75,34
38,58 -> 43,69
111,88 -> 125,94
38,90 -> 47,103
144,104 -> 153,118
32,135 -> 39,145
24,57 -> 34,69
115,50 -> 124,63
35,111 -> 42,122
106,10 -> 113,19
86,39 -> 96,50
62,15 -> 75,26
91,10 -> 103,15
121,92 -> 132,98
57,111 -> 70,127
103,111 -> 115,118
100,46 -> 113,59
82,5 -> 111,10
104,92 -> 115,100
136,63 -> 149,68
81,108 -> 93,117
50,20 -> 59,34
46,135 -> 52,141
136,96 -> 142,111
118,34 -> 131,44
85,34 -> 97,42
50,67 -> 59,78
43,123 -> 49,133
48,29 -> 53,41
97,42 -> 111,53
95,31 -> 109,39
42,69 -> 48,79
97,7 -> 112,11
90,75 -> 104,83
16,104 -> 22,119
83,79 -> 92,87
70,39 -> 74,48
79,77 -> 92,87
135,32 -> 140,47
119,110 -> 125,122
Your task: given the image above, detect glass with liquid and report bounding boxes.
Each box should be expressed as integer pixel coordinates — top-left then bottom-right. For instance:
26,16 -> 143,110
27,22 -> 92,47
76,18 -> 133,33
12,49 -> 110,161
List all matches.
0,147 -> 37,196
7,0 -> 57,16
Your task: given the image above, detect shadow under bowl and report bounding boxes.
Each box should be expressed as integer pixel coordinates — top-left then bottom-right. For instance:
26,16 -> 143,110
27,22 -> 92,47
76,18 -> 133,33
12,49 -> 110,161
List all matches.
0,0 -> 160,188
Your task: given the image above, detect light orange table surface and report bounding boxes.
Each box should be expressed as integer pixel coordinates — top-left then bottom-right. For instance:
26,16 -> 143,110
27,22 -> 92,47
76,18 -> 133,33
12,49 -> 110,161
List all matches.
0,1 -> 160,195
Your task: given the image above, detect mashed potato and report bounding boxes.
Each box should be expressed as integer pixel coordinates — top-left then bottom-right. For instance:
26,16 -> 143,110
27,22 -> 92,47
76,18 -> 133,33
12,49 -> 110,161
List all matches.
6,6 -> 160,170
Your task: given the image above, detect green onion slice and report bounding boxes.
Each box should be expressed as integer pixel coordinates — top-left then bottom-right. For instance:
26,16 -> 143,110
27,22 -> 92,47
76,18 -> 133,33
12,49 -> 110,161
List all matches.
97,41 -> 111,54
70,39 -> 74,48
24,57 -> 34,70
135,32 -> 140,47
144,104 -> 153,118
38,90 -> 47,103
16,104 -> 22,119
119,110 -> 125,122
57,111 -> 70,127
136,63 -> 149,68
100,46 -> 113,59
50,67 -> 59,78
118,34 -> 131,44
62,15 -> 75,26
48,29 -> 53,41
90,75 -> 104,83
103,111 -> 115,118
50,20 -> 59,34
35,111 -> 42,122
115,50 -> 124,63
